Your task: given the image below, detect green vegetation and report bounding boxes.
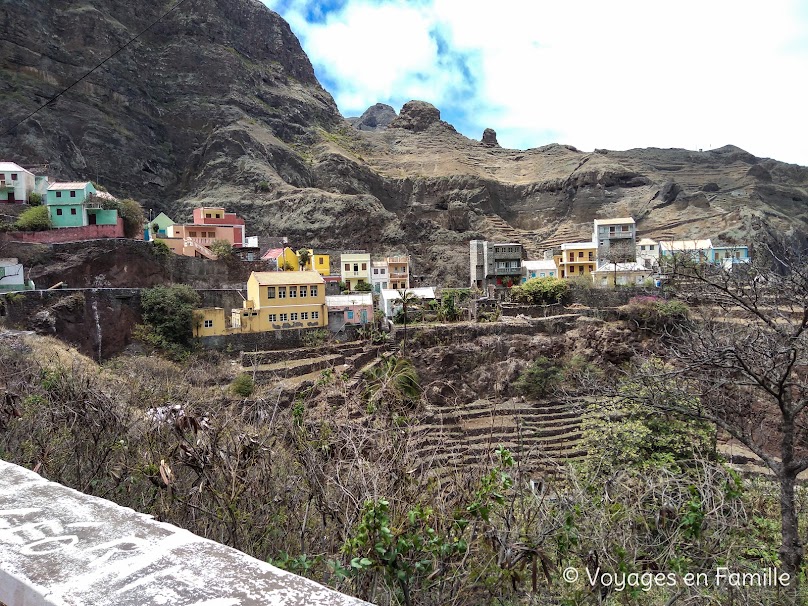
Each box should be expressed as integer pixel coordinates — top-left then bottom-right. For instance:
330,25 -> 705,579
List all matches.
510,277 -> 569,305
27,192 -> 42,206
15,205 -> 51,231
257,180 -> 270,192
209,239 -> 234,259
363,356 -> 421,412
623,295 -> 689,330
151,239 -> 172,260
108,198 -> 146,238
353,281 -> 373,292
514,356 -> 562,399
139,284 -> 201,350
296,248 -> 311,270
230,373 -> 255,397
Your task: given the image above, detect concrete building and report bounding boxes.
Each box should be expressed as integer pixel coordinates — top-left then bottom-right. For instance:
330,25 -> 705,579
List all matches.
0,258 -> 34,291
386,255 -> 410,290
557,242 -> 597,279
371,261 -> 389,293
592,261 -> 653,287
658,239 -> 714,264
636,238 -> 660,269
194,271 -> 327,337
593,217 -> 636,267
522,259 -> 558,282
162,207 -> 247,259
469,240 -> 523,291
340,251 -> 372,290
326,292 -> 374,331
380,287 -> 436,319
46,182 -> 119,229
0,162 -> 36,204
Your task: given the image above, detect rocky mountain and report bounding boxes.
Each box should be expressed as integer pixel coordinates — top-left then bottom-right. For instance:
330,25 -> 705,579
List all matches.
2,0 -> 807,284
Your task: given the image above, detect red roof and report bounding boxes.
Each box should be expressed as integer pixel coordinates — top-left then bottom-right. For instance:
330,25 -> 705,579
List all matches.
261,248 -> 284,261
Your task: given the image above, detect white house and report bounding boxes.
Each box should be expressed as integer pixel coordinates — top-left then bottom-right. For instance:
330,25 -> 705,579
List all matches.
659,239 -> 714,263
0,162 -> 37,204
0,258 -> 34,291
636,238 -> 660,269
380,287 -> 436,319
522,260 -> 558,282
371,261 -> 388,293
592,261 -> 653,287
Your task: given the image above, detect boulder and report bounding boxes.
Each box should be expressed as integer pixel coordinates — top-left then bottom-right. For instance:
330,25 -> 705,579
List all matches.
481,128 -> 500,147
389,100 -> 442,132
350,103 -> 397,131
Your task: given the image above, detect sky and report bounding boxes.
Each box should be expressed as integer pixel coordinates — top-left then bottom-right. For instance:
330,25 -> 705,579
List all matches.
262,0 -> 808,166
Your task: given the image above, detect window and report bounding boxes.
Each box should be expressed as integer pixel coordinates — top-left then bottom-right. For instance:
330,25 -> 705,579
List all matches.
344,263 -> 350,271
312,311 -> 319,319
301,312 -> 308,320
569,266 -> 575,273
291,313 -> 298,321
10,173 -> 17,180
269,314 -> 277,322
568,254 -> 574,262
56,208 -> 63,215
539,272 -> 545,278
318,257 -> 324,265
381,268 -> 385,274
70,191 -> 76,198
373,268 -> 378,275
289,287 -> 297,298
588,252 -> 594,261
56,191 -> 62,198
588,265 -> 593,272
347,310 -> 354,319
300,286 -> 307,297
71,208 -> 77,215
267,287 -> 275,299
353,263 -> 358,272
361,262 -> 367,270
280,313 -> 288,321
278,287 -> 286,299
310,286 -> 317,297
578,251 -> 584,259
579,265 -> 584,273
622,225 -> 630,232
203,320 -> 213,328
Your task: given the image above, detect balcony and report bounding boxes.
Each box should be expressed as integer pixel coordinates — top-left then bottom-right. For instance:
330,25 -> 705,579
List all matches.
0,180 -> 14,190
494,266 -> 521,276
343,270 -> 368,279
186,237 -> 217,246
389,271 -> 408,280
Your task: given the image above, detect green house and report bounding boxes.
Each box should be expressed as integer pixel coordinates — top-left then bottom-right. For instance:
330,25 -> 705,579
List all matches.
46,182 -> 118,228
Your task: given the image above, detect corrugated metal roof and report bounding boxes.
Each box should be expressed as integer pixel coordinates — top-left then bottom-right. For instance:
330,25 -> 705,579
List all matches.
594,217 -> 635,226
251,271 -> 324,285
325,293 -> 373,306
0,162 -> 33,175
47,182 -> 92,190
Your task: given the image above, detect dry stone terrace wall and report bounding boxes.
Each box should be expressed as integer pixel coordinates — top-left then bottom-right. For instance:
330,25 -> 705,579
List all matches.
0,460 -> 370,606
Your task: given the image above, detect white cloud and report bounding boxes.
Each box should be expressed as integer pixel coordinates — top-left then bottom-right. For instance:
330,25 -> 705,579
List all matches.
264,0 -> 808,165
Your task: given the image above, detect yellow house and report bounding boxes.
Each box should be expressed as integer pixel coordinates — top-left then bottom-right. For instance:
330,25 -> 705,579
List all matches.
299,249 -> 330,276
340,251 -> 372,290
236,271 -> 327,331
194,307 -> 228,337
558,242 -> 597,279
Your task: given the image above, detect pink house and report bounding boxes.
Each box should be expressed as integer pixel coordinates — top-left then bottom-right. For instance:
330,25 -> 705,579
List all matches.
325,292 -> 374,331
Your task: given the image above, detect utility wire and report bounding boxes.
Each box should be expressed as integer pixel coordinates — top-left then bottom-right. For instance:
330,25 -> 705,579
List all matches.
1,0 -> 193,137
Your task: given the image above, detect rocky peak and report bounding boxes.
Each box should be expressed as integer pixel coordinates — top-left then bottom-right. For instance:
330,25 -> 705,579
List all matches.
349,103 -> 397,131
481,128 -> 499,147
388,100 -> 443,132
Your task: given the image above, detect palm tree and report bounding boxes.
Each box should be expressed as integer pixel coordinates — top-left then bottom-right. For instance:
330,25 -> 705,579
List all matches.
297,248 -> 312,271
394,288 -> 419,354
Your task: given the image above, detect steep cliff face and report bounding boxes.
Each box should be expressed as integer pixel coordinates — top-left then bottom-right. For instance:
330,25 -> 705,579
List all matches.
2,2 -> 807,286
0,0 -> 340,200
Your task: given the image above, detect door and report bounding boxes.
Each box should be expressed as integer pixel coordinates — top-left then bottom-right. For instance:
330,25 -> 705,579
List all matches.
360,309 -> 368,325
88,212 -> 97,225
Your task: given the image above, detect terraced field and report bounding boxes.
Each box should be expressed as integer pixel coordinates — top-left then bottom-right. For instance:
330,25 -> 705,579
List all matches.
408,397 -> 591,480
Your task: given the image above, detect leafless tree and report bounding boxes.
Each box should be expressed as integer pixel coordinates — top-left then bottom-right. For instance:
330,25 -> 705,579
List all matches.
632,247 -> 808,583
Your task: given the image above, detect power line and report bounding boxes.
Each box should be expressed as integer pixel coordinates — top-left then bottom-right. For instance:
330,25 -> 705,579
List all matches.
1,0 -> 194,137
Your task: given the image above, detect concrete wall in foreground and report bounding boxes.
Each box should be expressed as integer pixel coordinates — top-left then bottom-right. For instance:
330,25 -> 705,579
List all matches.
0,460 -> 370,606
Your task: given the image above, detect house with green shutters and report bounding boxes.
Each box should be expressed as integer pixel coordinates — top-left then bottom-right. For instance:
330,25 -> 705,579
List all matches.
46,182 -> 118,228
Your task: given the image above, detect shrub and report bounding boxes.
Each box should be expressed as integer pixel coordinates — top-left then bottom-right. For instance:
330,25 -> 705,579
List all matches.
152,240 -> 172,260
353,281 -> 373,292
257,180 -> 270,192
230,374 -> 255,397
302,329 -> 329,347
15,205 -> 51,231
117,198 -> 146,238
623,296 -> 689,330
209,239 -> 234,259
140,284 -> 201,348
514,356 -> 562,399
510,277 -> 570,305
27,192 -> 42,206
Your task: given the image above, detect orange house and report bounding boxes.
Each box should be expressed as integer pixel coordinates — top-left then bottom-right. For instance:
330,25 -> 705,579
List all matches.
159,207 -> 247,259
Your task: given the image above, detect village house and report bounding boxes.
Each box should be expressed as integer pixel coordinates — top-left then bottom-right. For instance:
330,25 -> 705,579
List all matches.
522,259 -> 558,282
340,251 -> 372,290
711,245 -> 750,269
160,207 -> 247,259
0,258 -> 34,291
594,217 -> 637,266
371,261 -> 388,293
386,255 -> 410,290
380,287 -> 436,319
145,212 -> 176,240
592,261 -> 653,287
658,239 -> 714,264
46,182 -> 120,229
194,271 -> 327,337
0,162 -> 45,204
636,238 -> 660,269
469,240 -> 523,291
557,241 -> 596,279
325,292 -> 374,332
299,250 -> 331,275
